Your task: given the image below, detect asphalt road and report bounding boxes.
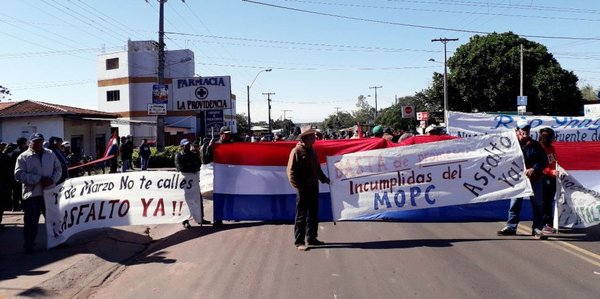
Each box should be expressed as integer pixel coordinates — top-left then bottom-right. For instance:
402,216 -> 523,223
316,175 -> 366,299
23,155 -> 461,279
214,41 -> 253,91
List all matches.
89,220 -> 600,299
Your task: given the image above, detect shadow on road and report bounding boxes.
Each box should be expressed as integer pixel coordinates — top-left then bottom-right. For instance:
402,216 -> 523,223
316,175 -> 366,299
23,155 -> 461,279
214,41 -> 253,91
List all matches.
0,224 -> 151,282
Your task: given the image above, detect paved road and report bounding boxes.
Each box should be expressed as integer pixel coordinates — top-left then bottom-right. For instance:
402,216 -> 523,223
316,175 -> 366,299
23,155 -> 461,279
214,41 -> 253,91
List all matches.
88,220 -> 600,299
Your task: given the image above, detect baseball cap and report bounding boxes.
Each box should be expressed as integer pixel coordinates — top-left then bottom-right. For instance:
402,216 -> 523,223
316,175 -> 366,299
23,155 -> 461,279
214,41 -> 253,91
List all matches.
372,125 -> 384,134
30,133 -> 44,141
220,126 -> 231,134
179,138 -> 190,146
516,119 -> 531,129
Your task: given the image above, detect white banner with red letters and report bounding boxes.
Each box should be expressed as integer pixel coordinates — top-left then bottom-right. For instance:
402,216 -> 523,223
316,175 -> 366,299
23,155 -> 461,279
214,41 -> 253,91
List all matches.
326,131 -> 534,220
44,171 -> 202,248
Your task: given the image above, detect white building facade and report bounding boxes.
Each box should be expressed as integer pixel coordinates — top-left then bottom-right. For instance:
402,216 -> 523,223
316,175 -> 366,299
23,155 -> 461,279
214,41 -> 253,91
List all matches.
97,40 -> 236,144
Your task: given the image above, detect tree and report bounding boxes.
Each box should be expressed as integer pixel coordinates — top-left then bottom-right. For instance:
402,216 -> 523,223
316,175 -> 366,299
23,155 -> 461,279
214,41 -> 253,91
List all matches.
272,118 -> 295,135
0,85 -> 11,101
434,32 -> 583,115
377,91 -> 441,131
581,84 -> 599,101
352,95 -> 375,125
236,113 -> 249,134
322,111 -> 355,130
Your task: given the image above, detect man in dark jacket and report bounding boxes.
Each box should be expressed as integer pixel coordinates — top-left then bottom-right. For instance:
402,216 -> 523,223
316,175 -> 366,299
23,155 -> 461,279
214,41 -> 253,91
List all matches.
10,137 -> 28,211
138,139 -> 151,171
286,128 -> 330,251
175,138 -> 210,226
497,120 -> 548,238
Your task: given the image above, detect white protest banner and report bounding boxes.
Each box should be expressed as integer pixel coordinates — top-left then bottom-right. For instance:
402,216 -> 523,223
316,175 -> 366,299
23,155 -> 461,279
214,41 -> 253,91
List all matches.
447,111 -> 600,142
326,131 -> 533,220
556,165 -> 600,228
44,171 -> 202,248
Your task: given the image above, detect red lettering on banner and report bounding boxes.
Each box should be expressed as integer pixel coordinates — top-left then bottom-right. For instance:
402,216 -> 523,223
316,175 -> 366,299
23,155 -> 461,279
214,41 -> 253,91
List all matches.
153,198 -> 165,216
141,198 -> 153,217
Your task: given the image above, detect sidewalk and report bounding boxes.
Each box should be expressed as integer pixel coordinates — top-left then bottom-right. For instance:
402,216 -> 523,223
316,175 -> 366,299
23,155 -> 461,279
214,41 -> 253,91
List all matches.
0,205 -> 212,298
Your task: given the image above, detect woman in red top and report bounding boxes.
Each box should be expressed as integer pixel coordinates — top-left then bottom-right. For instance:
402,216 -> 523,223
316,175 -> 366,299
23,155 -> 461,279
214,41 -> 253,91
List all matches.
539,127 -> 558,234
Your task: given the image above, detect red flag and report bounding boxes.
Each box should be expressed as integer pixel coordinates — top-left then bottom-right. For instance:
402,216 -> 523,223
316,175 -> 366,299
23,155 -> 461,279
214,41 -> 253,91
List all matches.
103,132 -> 118,158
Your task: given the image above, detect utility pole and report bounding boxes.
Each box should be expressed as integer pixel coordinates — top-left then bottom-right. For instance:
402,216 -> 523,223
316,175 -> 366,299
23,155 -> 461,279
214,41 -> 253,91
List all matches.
282,109 -> 292,135
520,44 -> 524,96
156,0 -> 167,151
263,92 -> 275,133
369,86 -> 382,119
431,37 -> 458,125
282,109 -> 292,120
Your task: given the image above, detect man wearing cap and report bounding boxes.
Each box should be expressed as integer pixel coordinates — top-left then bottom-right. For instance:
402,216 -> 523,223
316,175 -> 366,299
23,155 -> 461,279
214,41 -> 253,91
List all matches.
372,125 -> 384,138
286,128 -> 330,251
175,138 -> 210,226
201,126 -> 233,165
497,120 -> 548,238
14,133 -> 62,254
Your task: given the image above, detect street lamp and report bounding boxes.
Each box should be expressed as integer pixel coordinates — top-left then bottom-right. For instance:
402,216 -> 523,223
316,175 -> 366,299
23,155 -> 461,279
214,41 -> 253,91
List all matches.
247,68 -> 272,135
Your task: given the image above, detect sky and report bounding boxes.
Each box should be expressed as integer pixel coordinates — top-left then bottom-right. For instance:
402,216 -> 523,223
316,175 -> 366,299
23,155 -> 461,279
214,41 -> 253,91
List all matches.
2,0 -> 600,123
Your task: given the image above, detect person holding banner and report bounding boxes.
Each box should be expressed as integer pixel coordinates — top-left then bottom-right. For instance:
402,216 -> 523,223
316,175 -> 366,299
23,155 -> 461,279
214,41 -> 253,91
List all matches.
287,128 -> 330,251
14,133 -> 62,254
175,138 -> 210,227
497,120 -> 548,238
539,127 -> 558,235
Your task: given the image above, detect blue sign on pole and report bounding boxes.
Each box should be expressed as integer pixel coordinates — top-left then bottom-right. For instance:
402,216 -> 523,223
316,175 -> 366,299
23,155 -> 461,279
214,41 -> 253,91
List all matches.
517,96 -> 528,106
205,109 -> 224,137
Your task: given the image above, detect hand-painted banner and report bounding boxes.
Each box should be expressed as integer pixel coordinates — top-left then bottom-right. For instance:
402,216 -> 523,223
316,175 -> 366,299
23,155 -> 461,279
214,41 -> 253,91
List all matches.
556,165 -> 600,228
326,131 -> 533,220
447,111 -> 600,142
44,171 -> 202,248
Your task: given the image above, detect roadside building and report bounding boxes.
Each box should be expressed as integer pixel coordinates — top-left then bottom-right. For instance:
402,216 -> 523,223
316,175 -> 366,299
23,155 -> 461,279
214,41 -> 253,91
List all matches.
97,40 -> 237,145
0,100 -> 118,159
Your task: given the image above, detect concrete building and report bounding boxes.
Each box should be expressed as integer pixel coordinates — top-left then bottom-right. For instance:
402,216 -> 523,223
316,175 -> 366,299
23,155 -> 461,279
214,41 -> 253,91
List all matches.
97,40 -> 236,145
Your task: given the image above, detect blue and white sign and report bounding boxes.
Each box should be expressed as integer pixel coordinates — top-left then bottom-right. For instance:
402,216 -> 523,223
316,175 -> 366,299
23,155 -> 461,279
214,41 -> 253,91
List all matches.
205,109 -> 224,137
517,95 -> 528,106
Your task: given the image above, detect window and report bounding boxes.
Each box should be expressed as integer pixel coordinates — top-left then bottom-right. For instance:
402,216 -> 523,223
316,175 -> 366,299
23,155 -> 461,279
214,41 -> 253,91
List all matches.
106,58 -> 119,70
107,90 -> 120,102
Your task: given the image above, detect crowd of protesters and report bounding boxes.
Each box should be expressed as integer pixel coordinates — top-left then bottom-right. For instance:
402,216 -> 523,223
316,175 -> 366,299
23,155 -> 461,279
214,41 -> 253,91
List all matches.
1,120 -> 561,253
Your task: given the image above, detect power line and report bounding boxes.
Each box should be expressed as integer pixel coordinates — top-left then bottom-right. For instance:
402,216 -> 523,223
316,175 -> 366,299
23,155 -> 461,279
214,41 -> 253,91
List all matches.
282,0 -> 600,22
242,0 -> 600,41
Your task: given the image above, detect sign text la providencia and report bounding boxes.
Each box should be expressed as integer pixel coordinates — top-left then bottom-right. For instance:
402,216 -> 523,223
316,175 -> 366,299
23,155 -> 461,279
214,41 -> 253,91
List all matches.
171,76 -> 232,111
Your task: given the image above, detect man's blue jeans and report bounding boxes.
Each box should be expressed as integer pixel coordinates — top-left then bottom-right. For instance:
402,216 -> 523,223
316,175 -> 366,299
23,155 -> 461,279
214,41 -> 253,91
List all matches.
507,178 -> 544,230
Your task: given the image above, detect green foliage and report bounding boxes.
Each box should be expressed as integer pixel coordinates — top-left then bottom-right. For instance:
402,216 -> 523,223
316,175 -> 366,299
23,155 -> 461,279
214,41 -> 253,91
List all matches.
132,145 -> 178,168
322,111 -> 355,130
0,85 -> 11,101
272,118 -> 295,135
236,113 -> 249,134
436,32 -> 583,115
581,84 -> 599,101
376,92 -> 441,131
353,95 -> 375,125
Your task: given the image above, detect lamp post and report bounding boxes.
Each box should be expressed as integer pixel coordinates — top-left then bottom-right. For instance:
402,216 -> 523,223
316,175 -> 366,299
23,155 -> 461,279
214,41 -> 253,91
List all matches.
247,68 -> 272,135
431,38 -> 458,125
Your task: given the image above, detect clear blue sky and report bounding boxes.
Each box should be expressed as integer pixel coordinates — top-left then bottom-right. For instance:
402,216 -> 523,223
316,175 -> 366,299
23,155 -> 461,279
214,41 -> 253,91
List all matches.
2,0 -> 599,123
